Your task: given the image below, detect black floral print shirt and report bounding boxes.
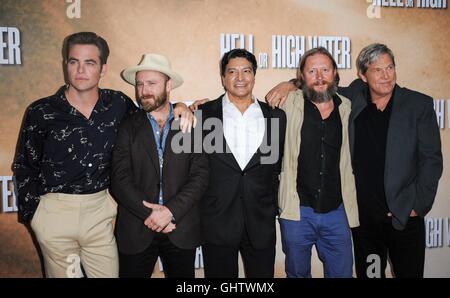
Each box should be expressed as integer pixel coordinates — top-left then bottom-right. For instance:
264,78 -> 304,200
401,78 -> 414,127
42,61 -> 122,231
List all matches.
13,86 -> 137,223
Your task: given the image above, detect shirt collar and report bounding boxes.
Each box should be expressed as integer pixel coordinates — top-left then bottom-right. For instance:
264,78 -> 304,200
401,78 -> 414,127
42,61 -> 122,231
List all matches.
146,103 -> 174,123
366,86 -> 395,111
55,85 -> 110,113
223,92 -> 259,109
333,94 -> 342,107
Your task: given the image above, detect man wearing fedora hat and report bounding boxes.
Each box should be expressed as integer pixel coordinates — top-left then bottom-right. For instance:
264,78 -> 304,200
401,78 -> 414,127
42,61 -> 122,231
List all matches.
111,53 -> 209,277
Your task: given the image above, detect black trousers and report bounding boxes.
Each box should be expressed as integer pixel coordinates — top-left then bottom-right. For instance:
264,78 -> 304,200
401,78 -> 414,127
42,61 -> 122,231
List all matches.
202,229 -> 275,278
119,233 -> 196,278
352,216 -> 425,278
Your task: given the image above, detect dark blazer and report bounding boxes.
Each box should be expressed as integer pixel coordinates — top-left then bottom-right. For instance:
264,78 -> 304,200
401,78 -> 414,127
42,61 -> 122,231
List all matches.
110,108 -> 209,254
344,80 -> 443,230
198,95 -> 286,249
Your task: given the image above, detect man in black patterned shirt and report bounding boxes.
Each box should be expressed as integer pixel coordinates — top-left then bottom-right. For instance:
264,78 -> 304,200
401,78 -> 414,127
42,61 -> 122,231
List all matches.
13,32 -> 136,278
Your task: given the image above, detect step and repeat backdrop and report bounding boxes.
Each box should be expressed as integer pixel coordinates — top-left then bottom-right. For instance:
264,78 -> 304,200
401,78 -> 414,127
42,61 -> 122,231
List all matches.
0,0 -> 449,277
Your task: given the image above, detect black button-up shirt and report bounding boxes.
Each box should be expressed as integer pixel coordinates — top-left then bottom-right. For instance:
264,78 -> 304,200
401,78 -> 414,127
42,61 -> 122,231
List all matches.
13,86 -> 137,222
353,89 -> 394,224
297,95 -> 343,213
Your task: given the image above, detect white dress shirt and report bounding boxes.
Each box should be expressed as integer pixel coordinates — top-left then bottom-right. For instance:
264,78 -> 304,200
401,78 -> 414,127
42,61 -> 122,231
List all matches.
222,93 -> 265,170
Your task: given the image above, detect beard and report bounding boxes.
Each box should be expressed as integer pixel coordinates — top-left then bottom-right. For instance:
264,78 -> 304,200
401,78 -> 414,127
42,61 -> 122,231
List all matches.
137,90 -> 168,113
302,79 -> 338,104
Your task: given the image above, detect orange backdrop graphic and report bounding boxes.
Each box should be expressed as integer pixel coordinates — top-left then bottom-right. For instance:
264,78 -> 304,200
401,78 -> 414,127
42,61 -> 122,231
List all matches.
0,0 -> 449,277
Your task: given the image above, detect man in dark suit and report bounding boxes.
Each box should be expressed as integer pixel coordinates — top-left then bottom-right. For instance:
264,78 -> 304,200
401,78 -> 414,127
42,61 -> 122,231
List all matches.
110,53 -> 209,278
265,43 -> 443,278
198,49 -> 286,278
345,44 -> 442,278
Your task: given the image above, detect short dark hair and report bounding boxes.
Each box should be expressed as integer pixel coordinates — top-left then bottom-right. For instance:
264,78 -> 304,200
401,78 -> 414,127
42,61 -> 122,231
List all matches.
220,48 -> 257,77
62,32 -> 110,65
296,47 -> 340,88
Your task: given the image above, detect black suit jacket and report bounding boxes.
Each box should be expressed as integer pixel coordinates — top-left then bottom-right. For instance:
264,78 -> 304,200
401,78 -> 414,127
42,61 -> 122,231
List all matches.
198,95 -> 286,249
343,80 -> 443,230
110,108 -> 209,254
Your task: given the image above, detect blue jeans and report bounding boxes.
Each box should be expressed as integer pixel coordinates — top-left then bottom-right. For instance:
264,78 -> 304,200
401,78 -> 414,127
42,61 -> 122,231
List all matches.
279,204 -> 353,278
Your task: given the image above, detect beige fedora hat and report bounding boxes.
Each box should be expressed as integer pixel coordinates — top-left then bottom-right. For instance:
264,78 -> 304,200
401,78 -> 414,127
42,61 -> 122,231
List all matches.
121,53 -> 183,88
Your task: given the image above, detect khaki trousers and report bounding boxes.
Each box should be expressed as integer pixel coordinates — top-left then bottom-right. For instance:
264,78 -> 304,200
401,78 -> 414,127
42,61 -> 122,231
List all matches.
31,190 -> 118,278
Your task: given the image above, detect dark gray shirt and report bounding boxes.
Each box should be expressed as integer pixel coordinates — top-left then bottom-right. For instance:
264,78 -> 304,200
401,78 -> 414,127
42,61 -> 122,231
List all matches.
353,89 -> 393,224
297,95 -> 343,213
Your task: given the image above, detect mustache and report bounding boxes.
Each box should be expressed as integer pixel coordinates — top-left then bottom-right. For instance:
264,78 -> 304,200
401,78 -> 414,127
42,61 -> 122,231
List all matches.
140,95 -> 155,100
313,80 -> 328,86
